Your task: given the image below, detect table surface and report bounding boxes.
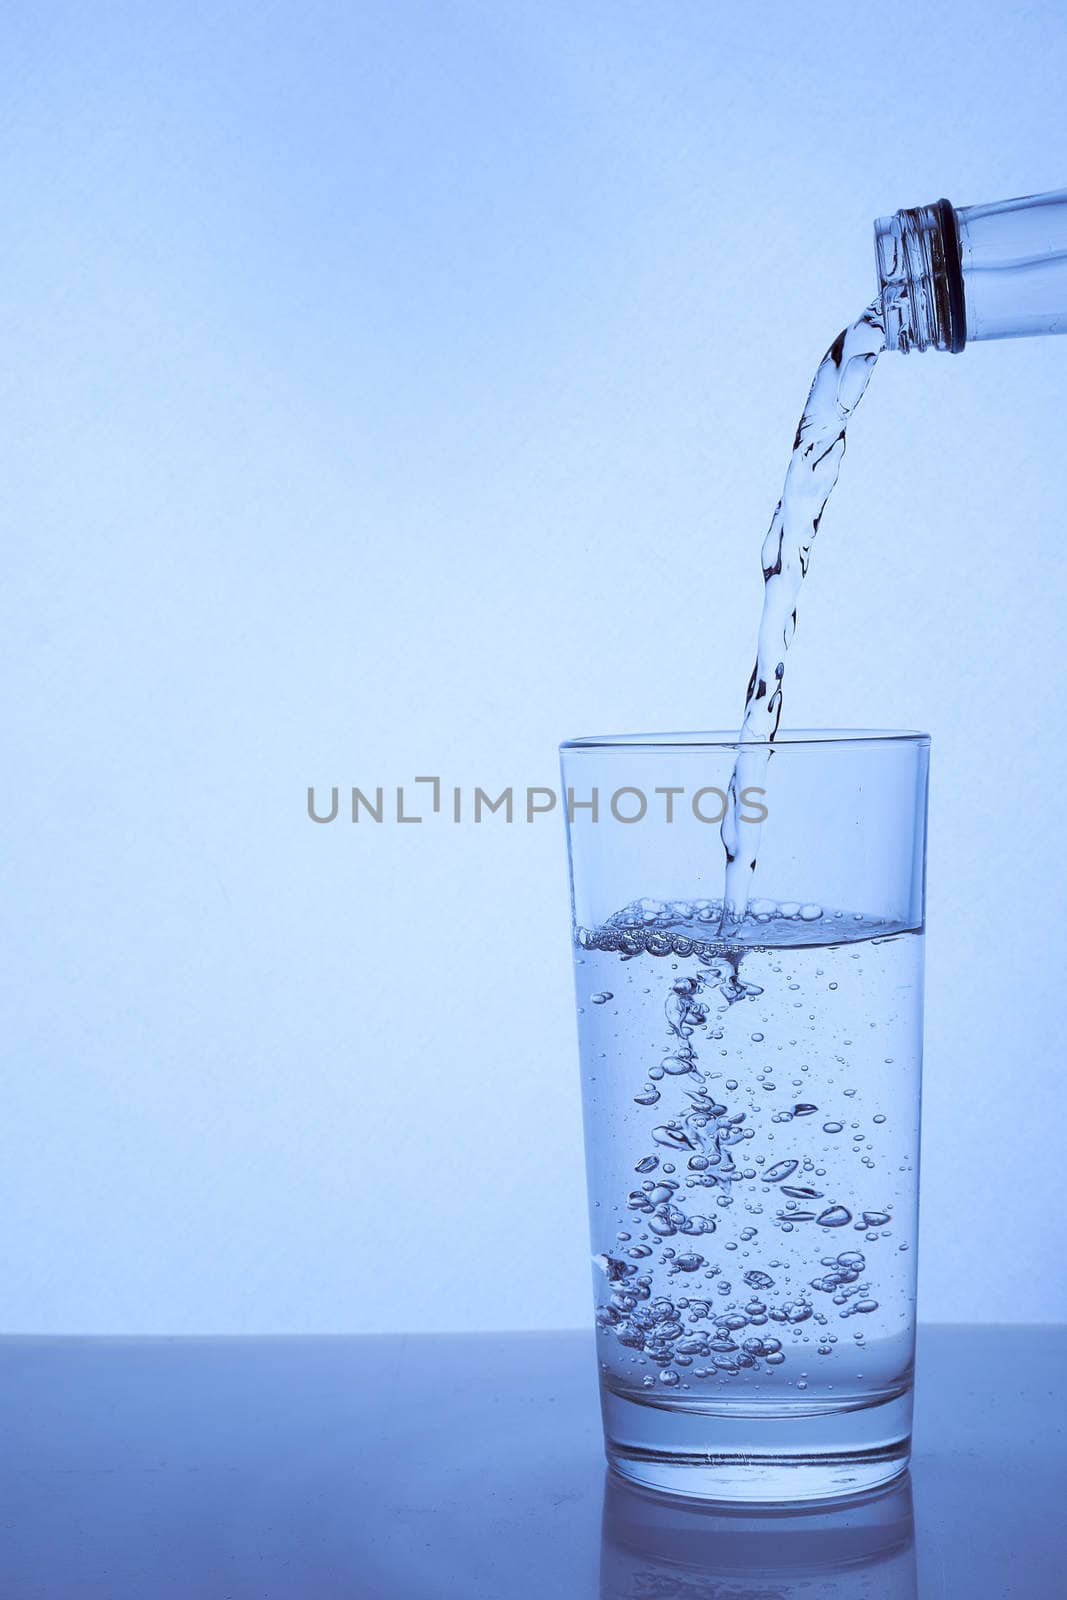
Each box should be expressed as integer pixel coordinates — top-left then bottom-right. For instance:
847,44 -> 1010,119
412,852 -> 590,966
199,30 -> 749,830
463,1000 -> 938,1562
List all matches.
0,1326 -> 1063,1598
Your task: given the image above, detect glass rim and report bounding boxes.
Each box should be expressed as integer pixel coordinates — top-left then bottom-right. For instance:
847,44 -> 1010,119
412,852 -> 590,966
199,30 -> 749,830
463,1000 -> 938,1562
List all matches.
560,728 -> 930,753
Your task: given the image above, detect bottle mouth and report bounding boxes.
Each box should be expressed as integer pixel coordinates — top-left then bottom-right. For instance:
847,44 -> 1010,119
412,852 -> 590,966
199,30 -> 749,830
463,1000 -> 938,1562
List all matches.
874,198 -> 967,353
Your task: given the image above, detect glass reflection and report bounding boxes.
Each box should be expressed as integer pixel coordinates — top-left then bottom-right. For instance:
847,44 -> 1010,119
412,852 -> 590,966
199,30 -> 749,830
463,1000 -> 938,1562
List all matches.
600,1471 -> 916,1600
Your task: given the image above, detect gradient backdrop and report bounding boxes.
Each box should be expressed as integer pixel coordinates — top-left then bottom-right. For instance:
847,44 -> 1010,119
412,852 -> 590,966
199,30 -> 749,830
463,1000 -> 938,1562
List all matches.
4,0 -> 1067,1332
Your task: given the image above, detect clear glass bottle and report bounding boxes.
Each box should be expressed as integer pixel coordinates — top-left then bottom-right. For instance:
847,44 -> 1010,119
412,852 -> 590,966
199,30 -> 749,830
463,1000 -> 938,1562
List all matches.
874,187 -> 1067,352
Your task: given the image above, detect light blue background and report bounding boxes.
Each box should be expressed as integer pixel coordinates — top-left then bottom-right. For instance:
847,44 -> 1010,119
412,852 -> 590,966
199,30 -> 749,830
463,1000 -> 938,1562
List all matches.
3,0 -> 1066,1333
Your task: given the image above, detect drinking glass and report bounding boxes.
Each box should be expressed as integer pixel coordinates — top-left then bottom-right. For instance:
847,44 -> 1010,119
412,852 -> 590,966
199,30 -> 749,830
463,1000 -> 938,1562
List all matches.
561,730 -> 929,1501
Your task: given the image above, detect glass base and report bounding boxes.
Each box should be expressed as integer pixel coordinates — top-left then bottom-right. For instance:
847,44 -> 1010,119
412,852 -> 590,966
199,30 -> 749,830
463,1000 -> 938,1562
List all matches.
601,1384 -> 912,1504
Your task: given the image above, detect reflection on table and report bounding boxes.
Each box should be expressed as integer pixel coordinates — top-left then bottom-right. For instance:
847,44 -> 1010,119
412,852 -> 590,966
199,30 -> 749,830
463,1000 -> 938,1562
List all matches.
601,1471 -> 915,1600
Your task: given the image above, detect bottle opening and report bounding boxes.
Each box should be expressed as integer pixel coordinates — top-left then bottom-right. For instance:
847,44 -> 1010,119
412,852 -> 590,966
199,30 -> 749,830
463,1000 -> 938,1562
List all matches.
874,199 -> 966,354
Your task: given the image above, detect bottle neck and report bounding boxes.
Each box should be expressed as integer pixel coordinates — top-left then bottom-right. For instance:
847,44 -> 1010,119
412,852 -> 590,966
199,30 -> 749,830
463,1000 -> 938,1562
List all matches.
876,188 -> 1067,353
874,199 -> 966,354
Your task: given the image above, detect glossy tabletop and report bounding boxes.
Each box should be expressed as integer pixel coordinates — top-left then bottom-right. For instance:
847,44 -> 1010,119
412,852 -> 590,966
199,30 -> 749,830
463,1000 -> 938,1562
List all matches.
0,1326 -> 1063,1597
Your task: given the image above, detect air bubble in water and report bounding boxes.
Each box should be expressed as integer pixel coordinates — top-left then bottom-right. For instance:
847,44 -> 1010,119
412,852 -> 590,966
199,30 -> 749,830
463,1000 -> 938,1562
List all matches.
653,1125 -> 695,1151
764,1159 -> 799,1183
594,1254 -> 633,1281
591,992 -> 613,1005
662,1053 -> 697,1075
810,1274 -> 841,1293
817,1205 -> 852,1228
